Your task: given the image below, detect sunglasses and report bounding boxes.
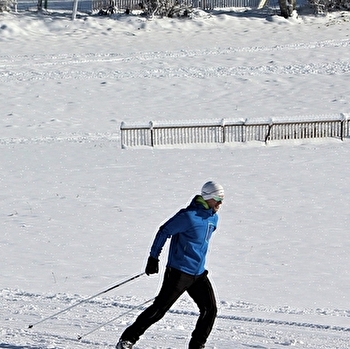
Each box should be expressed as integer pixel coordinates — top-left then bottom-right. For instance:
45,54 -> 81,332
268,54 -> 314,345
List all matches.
212,196 -> 223,203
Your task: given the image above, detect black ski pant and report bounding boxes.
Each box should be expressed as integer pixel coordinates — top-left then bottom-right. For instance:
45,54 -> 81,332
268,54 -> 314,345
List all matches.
120,267 -> 217,348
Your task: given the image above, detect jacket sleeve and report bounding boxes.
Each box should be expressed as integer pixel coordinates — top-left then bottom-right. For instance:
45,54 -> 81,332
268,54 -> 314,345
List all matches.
149,229 -> 168,259
149,210 -> 190,259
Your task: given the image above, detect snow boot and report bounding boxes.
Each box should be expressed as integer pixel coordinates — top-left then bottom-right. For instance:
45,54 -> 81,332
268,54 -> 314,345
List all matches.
116,339 -> 134,349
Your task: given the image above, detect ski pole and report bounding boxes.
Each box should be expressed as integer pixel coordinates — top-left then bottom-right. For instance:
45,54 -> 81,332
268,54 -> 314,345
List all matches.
77,297 -> 155,340
28,272 -> 146,329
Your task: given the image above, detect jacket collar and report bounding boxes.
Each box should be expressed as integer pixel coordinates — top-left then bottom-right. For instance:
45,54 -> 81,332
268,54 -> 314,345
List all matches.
194,195 -> 210,210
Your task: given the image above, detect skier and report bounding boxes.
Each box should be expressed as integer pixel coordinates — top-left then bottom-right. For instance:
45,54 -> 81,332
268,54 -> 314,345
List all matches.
116,181 -> 225,349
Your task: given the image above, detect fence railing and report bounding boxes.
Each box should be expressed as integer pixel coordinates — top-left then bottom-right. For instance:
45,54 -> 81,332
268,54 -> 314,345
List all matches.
92,0 -> 262,12
120,113 -> 350,148
14,0 -> 263,12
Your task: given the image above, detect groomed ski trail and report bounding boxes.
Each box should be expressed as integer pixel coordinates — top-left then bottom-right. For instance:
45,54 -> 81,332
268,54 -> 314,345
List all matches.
2,289 -> 350,349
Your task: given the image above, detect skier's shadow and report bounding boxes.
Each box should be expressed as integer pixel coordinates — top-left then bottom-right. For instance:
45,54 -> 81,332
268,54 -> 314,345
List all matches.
0,344 -> 41,349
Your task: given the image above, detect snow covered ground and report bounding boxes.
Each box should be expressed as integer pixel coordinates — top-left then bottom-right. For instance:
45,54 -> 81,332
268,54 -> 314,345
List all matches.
1,5 -> 350,349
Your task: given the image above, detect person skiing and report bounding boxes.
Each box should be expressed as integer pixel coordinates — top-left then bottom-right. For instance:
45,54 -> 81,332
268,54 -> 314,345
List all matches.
116,181 -> 224,349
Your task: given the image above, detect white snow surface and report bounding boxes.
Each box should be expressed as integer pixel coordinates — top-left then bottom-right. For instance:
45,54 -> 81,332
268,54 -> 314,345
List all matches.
1,6 -> 350,349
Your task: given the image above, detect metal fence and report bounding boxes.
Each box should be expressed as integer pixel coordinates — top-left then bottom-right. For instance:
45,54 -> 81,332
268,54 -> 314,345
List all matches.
14,0 -> 262,12
120,113 -> 350,148
15,0 -> 92,12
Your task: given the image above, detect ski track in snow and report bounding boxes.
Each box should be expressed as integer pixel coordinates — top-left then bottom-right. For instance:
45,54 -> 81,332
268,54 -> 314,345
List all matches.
1,38 -> 350,82
1,289 -> 350,349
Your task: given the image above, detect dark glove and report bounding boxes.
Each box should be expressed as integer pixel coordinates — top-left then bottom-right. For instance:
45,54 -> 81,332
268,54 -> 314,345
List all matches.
145,256 -> 159,275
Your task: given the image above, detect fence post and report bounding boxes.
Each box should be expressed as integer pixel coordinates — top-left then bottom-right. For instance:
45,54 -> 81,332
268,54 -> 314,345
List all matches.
341,113 -> 350,139
72,0 -> 79,20
241,120 -> 246,142
265,120 -> 273,144
120,121 -> 126,149
221,118 -> 226,143
340,113 -> 347,141
149,121 -> 154,147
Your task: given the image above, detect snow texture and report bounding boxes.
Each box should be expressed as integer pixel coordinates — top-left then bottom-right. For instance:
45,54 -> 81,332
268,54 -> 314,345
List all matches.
1,6 -> 350,349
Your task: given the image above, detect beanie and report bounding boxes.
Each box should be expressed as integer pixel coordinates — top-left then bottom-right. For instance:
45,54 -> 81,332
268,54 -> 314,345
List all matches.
201,181 -> 224,201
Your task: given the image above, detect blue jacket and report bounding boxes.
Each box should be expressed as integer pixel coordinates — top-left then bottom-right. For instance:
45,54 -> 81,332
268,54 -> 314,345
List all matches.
149,195 -> 219,276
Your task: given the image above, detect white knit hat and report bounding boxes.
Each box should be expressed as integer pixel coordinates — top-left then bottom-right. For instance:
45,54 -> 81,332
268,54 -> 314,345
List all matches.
201,181 -> 224,201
